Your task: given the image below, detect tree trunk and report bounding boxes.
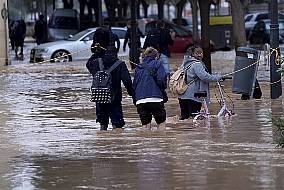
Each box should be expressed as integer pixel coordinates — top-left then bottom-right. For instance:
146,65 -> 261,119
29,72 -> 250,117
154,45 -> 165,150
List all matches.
176,0 -> 187,25
137,0 -> 141,18
78,0 -> 86,23
228,0 -> 249,50
105,0 -> 117,26
189,0 -> 199,42
198,0 -> 211,73
141,0 -> 149,17
120,0 -> 128,18
156,0 -> 165,19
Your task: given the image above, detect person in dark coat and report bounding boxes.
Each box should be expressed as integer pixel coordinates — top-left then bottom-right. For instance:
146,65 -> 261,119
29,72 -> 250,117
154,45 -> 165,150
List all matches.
143,20 -> 175,77
108,26 -> 120,52
86,27 -> 133,131
133,47 -> 167,130
14,19 -> 26,60
123,21 -> 144,68
8,19 -> 15,50
34,14 -> 47,45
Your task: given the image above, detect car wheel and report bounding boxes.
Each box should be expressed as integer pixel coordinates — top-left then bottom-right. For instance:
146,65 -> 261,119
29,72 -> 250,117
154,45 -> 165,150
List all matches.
51,50 -> 72,63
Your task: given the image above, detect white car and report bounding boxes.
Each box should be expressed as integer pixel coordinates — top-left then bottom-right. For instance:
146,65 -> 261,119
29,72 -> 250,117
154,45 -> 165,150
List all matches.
30,27 -> 144,63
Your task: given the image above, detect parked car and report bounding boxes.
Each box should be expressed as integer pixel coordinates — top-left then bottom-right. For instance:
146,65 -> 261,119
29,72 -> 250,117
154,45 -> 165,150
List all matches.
248,19 -> 284,45
245,12 -> 284,39
30,27 -> 144,63
47,8 -> 80,41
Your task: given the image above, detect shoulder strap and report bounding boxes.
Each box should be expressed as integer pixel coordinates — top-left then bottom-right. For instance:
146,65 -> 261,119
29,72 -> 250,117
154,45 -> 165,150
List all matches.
107,60 -> 123,73
97,58 -> 104,71
184,62 -> 196,70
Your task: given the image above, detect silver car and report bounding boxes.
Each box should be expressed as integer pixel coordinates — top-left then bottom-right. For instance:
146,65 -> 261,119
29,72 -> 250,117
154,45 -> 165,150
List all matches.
30,27 -> 142,63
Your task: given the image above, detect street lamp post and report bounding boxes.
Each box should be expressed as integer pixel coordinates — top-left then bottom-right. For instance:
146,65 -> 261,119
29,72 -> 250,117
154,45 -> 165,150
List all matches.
270,0 -> 282,99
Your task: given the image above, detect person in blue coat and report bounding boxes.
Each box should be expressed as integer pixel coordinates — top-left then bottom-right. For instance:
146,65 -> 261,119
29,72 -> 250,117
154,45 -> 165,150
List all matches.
178,45 -> 222,120
133,47 -> 167,130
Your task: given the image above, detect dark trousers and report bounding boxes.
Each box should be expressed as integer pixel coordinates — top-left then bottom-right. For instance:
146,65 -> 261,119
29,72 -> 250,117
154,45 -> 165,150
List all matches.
178,98 -> 202,119
96,102 -> 125,129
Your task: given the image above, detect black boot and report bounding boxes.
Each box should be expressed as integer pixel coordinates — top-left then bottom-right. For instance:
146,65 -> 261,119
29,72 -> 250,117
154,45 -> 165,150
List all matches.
100,124 -> 108,131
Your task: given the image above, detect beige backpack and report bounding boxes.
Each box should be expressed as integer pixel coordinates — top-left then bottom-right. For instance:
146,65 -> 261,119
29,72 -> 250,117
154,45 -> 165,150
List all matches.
169,63 -> 195,95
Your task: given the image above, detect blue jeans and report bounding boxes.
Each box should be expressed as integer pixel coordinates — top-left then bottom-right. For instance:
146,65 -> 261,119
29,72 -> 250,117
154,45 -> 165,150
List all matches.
96,102 -> 125,128
159,54 -> 171,76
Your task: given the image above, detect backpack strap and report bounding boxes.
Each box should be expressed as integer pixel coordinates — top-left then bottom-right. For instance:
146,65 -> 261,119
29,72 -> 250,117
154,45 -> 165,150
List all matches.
183,61 -> 197,71
106,60 -> 123,73
98,58 -> 104,71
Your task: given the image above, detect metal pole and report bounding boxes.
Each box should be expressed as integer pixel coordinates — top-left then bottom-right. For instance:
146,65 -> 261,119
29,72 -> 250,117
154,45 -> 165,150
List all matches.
270,0 -> 282,99
130,0 -> 138,69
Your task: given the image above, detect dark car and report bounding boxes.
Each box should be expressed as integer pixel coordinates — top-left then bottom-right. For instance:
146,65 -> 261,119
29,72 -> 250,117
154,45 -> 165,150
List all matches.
145,20 -> 194,53
248,19 -> 284,45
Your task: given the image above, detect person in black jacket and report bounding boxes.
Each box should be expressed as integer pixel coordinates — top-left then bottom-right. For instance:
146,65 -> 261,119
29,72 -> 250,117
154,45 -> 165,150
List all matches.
143,20 -> 175,77
34,14 -> 47,45
123,21 -> 144,69
86,27 -> 133,131
14,19 -> 26,60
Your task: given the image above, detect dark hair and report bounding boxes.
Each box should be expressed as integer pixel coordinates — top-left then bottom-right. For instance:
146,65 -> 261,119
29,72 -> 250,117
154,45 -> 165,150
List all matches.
157,20 -> 165,28
186,44 -> 202,56
91,27 -> 110,53
39,14 -> 44,20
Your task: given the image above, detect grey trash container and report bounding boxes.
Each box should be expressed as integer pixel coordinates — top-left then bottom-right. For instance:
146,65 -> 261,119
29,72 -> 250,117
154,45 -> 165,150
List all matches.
232,47 -> 260,97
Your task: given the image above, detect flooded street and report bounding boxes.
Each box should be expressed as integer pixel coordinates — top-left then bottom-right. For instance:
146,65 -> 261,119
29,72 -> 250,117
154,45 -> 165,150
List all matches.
1,54 -> 284,190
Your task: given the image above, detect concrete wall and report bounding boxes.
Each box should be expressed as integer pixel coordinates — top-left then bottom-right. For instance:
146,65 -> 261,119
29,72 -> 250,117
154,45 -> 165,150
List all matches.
0,0 -> 8,68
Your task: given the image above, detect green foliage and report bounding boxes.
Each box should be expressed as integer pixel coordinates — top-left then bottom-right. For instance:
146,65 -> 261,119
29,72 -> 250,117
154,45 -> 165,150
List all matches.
269,112 -> 284,148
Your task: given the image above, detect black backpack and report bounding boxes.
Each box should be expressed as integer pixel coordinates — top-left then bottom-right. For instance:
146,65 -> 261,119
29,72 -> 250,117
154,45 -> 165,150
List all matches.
91,58 -> 122,103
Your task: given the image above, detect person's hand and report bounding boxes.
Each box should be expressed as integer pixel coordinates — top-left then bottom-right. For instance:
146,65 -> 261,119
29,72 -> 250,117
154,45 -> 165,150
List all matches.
215,74 -> 222,81
170,31 -> 176,39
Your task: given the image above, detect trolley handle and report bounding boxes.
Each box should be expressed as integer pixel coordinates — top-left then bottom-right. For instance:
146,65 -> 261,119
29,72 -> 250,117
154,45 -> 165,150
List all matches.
221,76 -> 232,81
222,76 -> 233,80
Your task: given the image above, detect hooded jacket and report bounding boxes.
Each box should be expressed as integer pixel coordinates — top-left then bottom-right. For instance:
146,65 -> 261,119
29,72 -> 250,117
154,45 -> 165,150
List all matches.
133,56 -> 167,103
86,47 -> 133,104
178,55 -> 221,103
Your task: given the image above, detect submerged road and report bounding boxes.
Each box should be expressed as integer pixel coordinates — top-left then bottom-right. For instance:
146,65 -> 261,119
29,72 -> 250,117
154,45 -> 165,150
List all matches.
0,49 -> 284,189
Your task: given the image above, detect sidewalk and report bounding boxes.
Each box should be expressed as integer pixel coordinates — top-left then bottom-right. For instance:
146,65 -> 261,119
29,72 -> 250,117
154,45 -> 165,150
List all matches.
24,36 -> 36,43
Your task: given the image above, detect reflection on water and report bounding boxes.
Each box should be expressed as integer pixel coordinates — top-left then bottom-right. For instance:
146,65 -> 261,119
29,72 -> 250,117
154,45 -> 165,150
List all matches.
0,62 -> 284,190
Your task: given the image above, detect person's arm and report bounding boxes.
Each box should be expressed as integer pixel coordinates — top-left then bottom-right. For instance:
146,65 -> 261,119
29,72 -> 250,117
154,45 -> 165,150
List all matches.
155,61 -> 167,90
143,34 -> 149,49
123,30 -> 129,51
193,63 -> 221,82
115,35 -> 120,51
166,30 -> 174,46
86,55 -> 98,76
120,61 -> 133,96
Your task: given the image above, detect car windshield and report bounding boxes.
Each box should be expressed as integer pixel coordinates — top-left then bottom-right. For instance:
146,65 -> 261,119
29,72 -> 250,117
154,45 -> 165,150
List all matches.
264,21 -> 284,30
48,16 -> 78,29
66,29 -> 93,41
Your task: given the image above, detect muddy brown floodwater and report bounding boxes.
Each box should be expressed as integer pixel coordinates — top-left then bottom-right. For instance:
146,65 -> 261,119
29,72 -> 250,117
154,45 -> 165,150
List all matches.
0,54 -> 284,190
